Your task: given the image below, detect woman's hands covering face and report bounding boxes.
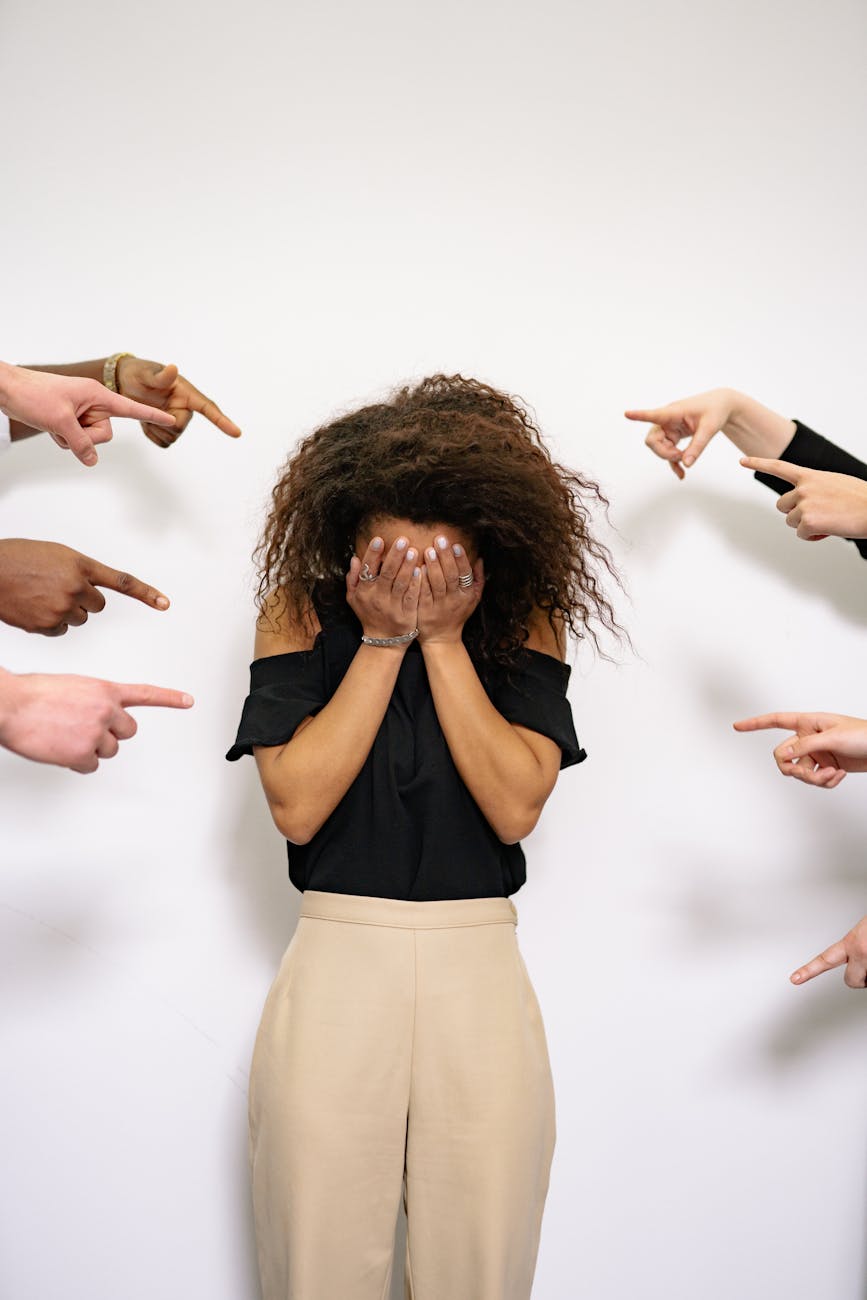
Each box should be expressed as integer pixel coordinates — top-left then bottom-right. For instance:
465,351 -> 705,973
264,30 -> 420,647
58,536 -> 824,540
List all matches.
417,534 -> 483,644
346,534 -> 422,640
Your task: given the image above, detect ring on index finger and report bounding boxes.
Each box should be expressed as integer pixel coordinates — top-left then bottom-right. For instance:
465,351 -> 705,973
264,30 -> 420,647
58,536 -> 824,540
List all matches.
359,562 -> 379,583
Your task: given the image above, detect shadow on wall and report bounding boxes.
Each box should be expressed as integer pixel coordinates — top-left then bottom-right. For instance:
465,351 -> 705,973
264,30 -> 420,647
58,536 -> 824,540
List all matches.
0,428 -> 213,536
666,655 -> 867,1067
619,482 -> 867,628
223,761 -> 302,968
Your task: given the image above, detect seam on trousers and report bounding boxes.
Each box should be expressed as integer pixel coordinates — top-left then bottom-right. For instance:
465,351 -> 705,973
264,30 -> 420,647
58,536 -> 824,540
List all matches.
403,929 -> 418,1300
298,915 -> 517,931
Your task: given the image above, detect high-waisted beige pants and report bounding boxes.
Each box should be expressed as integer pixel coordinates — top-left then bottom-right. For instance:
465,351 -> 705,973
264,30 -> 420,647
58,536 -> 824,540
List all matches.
249,891 -> 556,1300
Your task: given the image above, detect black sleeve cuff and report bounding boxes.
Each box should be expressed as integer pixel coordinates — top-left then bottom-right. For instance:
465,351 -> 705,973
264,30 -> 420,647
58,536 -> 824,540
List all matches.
754,420 -> 867,561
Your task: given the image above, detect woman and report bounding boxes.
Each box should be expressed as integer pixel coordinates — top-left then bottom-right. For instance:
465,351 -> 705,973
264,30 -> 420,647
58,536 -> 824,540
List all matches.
227,374 -> 620,1300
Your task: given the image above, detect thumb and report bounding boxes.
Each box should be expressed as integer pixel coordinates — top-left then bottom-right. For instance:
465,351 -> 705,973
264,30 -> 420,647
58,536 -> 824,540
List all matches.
53,415 -> 98,467
780,731 -> 835,761
146,362 -> 178,391
681,416 -> 718,468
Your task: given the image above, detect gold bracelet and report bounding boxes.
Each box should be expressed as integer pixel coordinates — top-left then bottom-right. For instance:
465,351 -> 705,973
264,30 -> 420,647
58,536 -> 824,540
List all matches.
103,352 -> 134,393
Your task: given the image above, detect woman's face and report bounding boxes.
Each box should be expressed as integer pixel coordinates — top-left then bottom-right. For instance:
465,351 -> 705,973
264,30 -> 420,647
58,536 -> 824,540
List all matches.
355,516 -> 478,564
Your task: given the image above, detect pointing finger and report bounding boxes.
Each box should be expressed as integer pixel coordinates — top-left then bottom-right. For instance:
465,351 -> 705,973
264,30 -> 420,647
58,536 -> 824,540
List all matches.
101,389 -> 176,428
733,713 -> 799,733
739,455 -> 802,483
791,939 -> 848,985
183,379 -> 242,437
84,558 -> 170,611
115,684 -> 195,709
624,408 -> 664,425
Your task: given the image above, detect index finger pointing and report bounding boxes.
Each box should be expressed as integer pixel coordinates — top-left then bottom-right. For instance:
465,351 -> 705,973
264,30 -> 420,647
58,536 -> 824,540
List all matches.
102,390 -> 177,429
186,382 -> 242,437
791,940 -> 848,985
115,684 -> 195,709
84,558 -> 171,611
733,713 -> 806,733
739,455 -> 801,483
624,408 -> 663,424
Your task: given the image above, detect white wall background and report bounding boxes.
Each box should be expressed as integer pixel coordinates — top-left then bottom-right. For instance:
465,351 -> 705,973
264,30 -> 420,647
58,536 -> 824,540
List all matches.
1,1 -> 866,1296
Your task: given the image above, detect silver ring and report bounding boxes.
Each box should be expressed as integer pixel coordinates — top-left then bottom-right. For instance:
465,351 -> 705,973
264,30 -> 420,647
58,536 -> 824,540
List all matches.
359,562 -> 378,583
458,572 -> 473,589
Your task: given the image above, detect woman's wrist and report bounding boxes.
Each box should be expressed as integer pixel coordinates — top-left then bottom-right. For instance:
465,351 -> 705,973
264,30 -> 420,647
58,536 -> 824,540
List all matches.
724,391 -> 796,459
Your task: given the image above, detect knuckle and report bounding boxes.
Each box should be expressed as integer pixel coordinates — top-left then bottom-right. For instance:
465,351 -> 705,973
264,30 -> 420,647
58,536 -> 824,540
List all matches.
115,572 -> 134,593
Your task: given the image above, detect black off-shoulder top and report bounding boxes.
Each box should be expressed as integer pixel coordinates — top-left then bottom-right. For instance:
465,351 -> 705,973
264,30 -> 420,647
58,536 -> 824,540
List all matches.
227,601 -> 586,901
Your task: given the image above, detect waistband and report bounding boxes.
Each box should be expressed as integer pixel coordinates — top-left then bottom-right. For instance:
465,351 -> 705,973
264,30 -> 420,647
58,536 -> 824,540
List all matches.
300,891 -> 518,930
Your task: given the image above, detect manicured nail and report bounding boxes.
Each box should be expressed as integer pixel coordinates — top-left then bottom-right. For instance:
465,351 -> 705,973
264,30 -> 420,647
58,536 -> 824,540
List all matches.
396,537 -> 408,551
427,547 -> 437,561
452,544 -> 463,557
406,548 -> 416,563
413,567 -> 421,578
155,596 -> 170,610
436,535 -> 448,549
371,537 -> 384,551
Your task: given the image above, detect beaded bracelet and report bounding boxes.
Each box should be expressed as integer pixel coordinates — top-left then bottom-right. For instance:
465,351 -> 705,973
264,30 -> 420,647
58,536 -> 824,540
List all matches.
361,628 -> 419,647
103,352 -> 134,392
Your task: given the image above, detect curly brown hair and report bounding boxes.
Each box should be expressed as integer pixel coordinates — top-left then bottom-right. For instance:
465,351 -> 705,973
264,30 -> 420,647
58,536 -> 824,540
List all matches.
256,374 -> 623,673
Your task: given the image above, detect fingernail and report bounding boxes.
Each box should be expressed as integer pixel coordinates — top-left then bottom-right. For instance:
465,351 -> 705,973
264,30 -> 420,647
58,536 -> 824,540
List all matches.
182,694 -> 194,707
452,544 -> 463,557
783,746 -> 794,757
155,596 -> 170,610
436,535 -> 448,549
396,537 -> 408,551
406,548 -> 416,562
427,547 -> 437,561
683,455 -> 693,467
83,452 -> 98,466
413,567 -> 421,578
791,973 -> 802,983
371,537 -> 384,551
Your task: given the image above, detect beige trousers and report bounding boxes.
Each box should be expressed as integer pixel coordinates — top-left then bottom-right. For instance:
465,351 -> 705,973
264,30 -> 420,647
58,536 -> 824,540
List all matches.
249,891 -> 556,1300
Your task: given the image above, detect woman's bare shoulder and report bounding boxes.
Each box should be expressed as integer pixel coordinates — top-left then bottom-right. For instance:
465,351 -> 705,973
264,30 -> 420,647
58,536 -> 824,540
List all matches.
523,608 -> 566,661
253,590 -> 322,659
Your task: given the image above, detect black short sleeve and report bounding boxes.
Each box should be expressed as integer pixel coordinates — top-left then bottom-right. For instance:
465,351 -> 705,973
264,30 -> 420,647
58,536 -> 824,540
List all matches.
226,645 -> 327,761
486,650 -> 587,769
754,421 -> 867,560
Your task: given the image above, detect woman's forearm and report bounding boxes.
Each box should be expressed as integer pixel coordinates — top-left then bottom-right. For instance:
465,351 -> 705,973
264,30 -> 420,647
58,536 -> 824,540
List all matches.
421,640 -> 556,843
255,642 -> 408,843
723,391 -> 796,458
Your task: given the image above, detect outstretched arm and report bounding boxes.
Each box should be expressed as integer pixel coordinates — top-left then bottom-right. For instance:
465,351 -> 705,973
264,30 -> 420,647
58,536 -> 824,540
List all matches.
625,388 -> 795,479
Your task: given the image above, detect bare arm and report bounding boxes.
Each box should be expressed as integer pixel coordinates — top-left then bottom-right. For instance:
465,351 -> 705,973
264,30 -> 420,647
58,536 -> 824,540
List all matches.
418,536 -> 565,844
3,358 -> 110,442
253,536 -> 422,843
421,617 -> 564,844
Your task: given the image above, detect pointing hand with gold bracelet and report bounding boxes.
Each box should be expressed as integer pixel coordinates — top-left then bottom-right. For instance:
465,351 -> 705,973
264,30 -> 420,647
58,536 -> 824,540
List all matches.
112,354 -> 242,449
